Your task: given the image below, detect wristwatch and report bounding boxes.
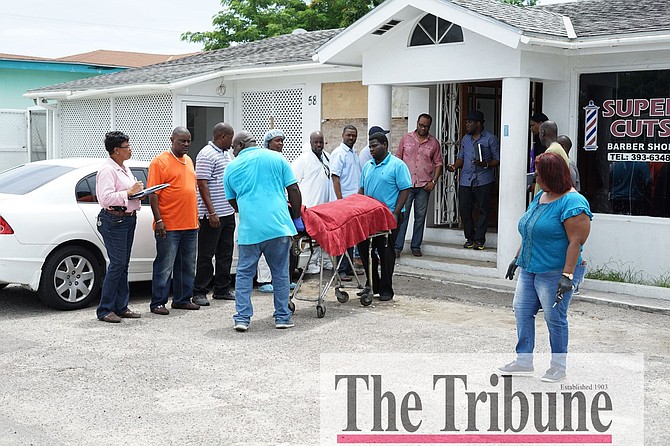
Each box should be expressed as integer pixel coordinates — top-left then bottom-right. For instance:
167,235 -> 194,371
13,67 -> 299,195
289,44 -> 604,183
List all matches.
562,272 -> 574,280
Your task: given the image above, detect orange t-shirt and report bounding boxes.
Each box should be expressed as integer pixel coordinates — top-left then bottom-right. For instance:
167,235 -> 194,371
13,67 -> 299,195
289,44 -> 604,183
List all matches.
148,151 -> 198,230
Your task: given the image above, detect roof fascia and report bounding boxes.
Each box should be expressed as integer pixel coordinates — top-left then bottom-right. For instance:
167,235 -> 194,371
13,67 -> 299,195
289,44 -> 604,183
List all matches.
521,32 -> 670,51
24,62 -> 356,101
316,0 -> 525,64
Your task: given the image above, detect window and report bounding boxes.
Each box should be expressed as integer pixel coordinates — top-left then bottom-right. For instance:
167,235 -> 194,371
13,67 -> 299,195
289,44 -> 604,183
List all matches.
75,174 -> 97,203
0,164 -> 74,195
578,70 -> 670,217
410,14 -> 463,47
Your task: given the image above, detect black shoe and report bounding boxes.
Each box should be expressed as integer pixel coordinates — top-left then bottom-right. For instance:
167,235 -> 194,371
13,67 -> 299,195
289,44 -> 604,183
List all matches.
171,302 -> 200,310
473,242 -> 485,250
213,289 -> 235,300
463,240 -> 475,249
379,294 -> 394,301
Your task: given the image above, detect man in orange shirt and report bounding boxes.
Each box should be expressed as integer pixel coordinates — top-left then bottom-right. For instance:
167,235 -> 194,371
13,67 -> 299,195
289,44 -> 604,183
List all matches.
147,127 -> 200,315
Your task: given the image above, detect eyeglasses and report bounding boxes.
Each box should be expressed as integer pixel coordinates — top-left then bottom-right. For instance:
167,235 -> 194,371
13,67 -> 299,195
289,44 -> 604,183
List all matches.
117,144 -> 130,149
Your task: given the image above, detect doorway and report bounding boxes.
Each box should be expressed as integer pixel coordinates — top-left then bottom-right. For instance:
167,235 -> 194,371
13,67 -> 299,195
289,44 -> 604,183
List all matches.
184,103 -> 228,162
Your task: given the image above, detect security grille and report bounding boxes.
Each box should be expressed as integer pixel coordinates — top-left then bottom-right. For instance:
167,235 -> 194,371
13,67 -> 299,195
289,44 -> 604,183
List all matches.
58,94 -> 174,161
241,87 -> 304,163
60,98 -> 111,158
436,83 -> 460,225
115,95 -> 174,162
0,110 -> 27,150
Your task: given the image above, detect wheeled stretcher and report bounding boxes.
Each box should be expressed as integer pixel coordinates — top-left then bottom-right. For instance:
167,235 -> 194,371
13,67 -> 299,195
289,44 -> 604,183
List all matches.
288,194 -> 397,318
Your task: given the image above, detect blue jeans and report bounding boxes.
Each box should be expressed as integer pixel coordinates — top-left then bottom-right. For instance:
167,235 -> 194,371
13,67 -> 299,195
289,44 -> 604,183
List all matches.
151,229 -> 198,309
234,236 -> 292,325
96,210 -> 137,319
513,269 -> 575,371
395,187 -> 430,251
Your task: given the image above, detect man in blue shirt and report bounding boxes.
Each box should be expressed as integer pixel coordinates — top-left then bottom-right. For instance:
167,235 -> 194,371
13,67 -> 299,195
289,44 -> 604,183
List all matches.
224,131 -> 303,332
447,110 -> 500,250
357,132 -> 411,301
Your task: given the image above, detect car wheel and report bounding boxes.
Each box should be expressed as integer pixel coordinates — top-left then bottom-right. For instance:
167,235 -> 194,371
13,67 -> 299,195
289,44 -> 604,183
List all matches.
39,246 -> 103,310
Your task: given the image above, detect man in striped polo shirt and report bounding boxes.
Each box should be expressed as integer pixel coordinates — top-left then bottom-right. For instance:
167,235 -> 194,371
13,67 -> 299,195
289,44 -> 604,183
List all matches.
193,122 -> 236,305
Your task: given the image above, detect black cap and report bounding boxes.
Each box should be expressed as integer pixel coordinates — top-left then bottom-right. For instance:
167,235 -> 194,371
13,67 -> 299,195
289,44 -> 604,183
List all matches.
467,110 -> 485,122
530,112 -> 549,123
368,126 -> 390,137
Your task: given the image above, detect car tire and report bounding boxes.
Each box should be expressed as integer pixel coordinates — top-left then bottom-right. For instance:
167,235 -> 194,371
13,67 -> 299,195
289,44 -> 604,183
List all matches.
39,245 -> 103,310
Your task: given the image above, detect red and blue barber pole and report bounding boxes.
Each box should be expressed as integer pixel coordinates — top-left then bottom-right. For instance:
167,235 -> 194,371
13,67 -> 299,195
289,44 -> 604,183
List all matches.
584,100 -> 599,151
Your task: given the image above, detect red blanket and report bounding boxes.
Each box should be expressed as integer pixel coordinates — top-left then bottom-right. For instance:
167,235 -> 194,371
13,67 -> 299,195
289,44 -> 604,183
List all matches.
301,194 -> 396,256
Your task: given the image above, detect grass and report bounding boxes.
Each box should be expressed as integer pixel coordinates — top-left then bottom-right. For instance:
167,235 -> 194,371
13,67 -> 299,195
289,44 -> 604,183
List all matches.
585,261 -> 670,288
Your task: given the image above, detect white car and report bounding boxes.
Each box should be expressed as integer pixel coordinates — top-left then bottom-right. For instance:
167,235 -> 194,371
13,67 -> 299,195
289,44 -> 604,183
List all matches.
0,158 -> 309,310
0,158 -> 158,309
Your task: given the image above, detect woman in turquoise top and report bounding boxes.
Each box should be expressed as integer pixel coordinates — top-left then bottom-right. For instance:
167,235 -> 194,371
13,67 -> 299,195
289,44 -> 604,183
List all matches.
500,152 -> 593,383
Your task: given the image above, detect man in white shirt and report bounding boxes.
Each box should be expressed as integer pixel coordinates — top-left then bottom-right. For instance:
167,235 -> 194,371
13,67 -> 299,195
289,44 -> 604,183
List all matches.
329,125 -> 362,280
291,131 -> 335,274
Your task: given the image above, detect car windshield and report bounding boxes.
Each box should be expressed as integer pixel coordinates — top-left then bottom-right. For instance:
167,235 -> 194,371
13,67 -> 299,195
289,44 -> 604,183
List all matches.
0,164 -> 75,195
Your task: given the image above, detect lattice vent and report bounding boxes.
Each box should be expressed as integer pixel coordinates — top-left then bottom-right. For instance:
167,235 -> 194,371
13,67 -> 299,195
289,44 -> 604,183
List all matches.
241,87 -> 304,163
59,98 -> 111,158
0,110 -> 27,149
115,95 -> 174,162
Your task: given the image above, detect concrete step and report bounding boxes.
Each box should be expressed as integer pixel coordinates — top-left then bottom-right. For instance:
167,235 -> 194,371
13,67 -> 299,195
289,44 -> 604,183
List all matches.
399,240 -> 497,263
421,227 -> 498,248
396,254 -> 498,278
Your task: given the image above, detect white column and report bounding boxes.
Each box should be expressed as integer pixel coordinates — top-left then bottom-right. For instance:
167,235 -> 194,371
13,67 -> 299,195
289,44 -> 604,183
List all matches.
497,77 -> 530,277
367,84 -> 392,133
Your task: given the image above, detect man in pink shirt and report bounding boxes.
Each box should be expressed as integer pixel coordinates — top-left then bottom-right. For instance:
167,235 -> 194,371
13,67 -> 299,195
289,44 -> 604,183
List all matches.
395,113 -> 443,257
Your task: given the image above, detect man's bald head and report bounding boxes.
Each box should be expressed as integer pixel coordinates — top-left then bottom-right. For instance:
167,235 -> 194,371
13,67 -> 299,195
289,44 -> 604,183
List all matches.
232,131 -> 257,157
539,121 -> 558,147
309,131 -> 324,156
213,122 -> 234,150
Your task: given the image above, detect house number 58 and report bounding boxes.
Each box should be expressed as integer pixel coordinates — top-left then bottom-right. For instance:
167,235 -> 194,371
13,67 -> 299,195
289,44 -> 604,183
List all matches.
308,95 -> 318,106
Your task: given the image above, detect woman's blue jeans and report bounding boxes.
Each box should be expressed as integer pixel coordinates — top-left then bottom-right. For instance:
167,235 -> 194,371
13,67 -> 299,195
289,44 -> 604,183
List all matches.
234,236 -> 292,325
151,229 -> 198,309
513,268 -> 575,371
96,210 -> 137,319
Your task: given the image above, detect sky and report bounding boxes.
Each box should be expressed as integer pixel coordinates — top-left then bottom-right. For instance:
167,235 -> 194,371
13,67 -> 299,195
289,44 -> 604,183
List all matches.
0,0 -> 575,59
0,0 -> 223,58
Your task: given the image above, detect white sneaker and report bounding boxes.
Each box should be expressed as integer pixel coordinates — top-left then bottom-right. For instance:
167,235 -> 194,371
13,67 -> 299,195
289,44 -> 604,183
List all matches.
234,322 -> 248,332
275,322 -> 295,329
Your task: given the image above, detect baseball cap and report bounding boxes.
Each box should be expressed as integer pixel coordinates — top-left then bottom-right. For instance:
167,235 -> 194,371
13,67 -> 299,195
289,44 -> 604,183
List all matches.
368,126 -> 390,137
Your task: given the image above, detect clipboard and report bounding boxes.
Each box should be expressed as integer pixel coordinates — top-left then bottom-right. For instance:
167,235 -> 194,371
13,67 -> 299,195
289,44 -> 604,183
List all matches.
129,183 -> 170,200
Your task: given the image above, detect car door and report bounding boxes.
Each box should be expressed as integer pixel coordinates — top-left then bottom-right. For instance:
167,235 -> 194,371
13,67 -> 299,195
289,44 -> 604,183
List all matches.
76,169 -> 156,279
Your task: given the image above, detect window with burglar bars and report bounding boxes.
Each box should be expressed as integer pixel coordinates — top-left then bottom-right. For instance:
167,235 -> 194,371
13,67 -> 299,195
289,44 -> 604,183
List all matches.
241,87 -> 304,163
58,94 -> 174,161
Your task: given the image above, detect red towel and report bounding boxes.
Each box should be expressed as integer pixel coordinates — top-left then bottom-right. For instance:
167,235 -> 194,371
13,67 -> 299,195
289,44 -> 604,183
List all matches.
301,194 -> 396,256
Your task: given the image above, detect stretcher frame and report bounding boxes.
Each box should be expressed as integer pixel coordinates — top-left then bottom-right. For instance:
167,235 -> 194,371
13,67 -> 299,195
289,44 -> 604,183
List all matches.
289,230 -> 392,318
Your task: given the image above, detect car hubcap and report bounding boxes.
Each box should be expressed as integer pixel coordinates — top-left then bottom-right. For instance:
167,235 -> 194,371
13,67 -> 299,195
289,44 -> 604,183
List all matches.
53,255 -> 95,303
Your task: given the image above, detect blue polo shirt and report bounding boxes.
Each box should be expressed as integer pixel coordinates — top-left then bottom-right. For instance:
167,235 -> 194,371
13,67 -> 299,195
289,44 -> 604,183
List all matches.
224,146 -> 298,245
458,129 -> 500,187
360,153 -> 412,213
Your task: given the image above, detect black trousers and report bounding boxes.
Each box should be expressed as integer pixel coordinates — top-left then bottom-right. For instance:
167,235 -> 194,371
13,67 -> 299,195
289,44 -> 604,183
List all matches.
356,225 -> 399,299
194,214 -> 236,296
458,182 -> 493,244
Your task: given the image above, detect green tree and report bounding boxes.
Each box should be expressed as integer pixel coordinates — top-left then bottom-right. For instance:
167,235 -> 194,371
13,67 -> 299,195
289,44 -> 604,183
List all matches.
181,0 -> 384,50
182,0 -> 535,50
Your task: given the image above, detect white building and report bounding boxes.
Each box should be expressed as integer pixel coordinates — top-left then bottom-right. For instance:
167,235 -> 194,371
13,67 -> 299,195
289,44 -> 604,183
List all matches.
26,0 -> 670,286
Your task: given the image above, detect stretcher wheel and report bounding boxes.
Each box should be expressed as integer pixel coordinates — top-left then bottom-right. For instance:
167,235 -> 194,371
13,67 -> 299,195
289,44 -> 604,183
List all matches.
316,304 -> 326,318
360,293 -> 373,306
335,288 -> 349,303
288,300 -> 295,313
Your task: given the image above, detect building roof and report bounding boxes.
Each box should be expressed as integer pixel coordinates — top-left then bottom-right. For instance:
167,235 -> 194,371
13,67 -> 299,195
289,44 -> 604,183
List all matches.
536,0 -> 669,38
55,50 -> 194,68
27,29 -> 343,96
0,53 -> 52,61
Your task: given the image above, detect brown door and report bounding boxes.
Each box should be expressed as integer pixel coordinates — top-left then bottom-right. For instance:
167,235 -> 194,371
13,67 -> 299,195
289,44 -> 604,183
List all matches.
460,81 -> 502,231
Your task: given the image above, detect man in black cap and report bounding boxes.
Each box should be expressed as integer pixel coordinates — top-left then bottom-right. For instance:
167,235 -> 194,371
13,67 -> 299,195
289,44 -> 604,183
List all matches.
446,110 -> 500,250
